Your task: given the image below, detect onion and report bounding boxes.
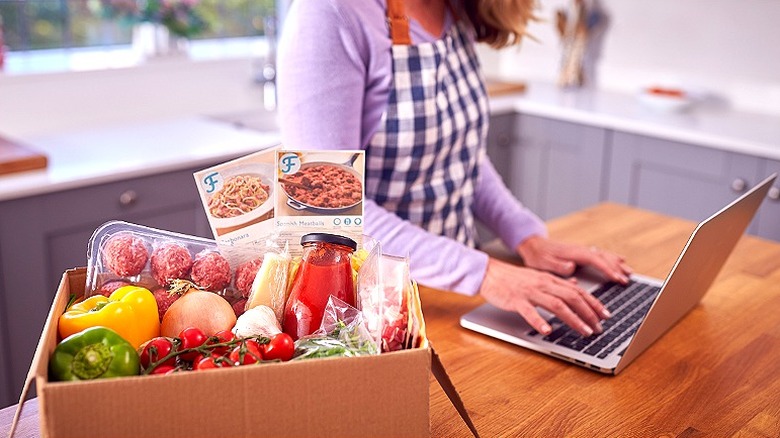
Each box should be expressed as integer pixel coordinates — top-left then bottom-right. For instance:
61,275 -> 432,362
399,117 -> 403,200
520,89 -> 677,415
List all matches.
161,290 -> 237,337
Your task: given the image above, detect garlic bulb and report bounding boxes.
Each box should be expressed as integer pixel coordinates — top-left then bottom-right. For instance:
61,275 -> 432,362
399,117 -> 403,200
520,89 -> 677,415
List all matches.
232,305 -> 282,339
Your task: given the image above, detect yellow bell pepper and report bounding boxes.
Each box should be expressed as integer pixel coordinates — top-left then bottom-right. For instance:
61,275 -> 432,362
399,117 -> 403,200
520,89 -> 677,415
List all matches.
58,286 -> 160,349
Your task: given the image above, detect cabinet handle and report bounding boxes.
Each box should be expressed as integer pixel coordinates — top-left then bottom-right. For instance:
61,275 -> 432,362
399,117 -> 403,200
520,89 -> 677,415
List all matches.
119,190 -> 138,207
497,134 -> 510,147
731,178 -> 747,193
768,186 -> 780,201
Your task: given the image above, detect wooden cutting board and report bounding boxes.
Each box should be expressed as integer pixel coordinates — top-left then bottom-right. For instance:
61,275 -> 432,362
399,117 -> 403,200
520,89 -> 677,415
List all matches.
485,79 -> 527,97
0,135 -> 48,176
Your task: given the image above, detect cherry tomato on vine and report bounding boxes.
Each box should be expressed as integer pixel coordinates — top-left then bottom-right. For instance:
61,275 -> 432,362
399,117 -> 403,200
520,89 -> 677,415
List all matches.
139,337 -> 175,369
262,333 -> 295,362
229,339 -> 263,365
194,353 -> 232,371
209,329 -> 236,356
178,327 -> 208,362
150,364 -> 177,375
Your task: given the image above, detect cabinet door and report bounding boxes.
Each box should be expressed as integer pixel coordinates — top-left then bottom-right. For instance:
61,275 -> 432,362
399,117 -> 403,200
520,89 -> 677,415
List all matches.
485,112 -> 517,187
608,132 -> 764,231
510,114 -> 607,220
479,112 -> 518,244
0,166 -> 211,408
756,158 -> 780,241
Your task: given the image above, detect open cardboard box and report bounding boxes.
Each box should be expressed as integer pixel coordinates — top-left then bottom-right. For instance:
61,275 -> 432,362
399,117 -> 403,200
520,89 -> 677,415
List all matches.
12,268 -> 477,438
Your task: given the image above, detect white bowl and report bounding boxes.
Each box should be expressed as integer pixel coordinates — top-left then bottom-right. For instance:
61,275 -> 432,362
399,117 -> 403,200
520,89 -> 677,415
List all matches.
206,163 -> 275,229
637,87 -> 692,112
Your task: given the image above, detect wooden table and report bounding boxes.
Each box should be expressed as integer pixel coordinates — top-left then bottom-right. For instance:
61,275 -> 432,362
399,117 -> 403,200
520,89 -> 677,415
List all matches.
427,203 -> 780,437
3,203 -> 780,437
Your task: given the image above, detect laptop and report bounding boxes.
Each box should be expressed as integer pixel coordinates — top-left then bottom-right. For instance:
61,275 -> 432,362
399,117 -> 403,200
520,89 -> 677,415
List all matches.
460,173 -> 777,375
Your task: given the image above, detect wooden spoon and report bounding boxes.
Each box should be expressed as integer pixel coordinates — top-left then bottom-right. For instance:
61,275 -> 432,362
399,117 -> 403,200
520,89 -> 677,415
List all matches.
279,178 -> 310,189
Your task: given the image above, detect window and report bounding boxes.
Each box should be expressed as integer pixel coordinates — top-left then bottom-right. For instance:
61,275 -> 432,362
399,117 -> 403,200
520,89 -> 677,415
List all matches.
0,0 -> 276,74
0,0 -> 275,51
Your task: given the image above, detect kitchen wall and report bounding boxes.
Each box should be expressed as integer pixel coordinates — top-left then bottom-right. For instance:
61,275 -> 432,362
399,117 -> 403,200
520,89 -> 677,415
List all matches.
1,0 -> 778,141
0,57 -> 267,139
478,0 -> 780,116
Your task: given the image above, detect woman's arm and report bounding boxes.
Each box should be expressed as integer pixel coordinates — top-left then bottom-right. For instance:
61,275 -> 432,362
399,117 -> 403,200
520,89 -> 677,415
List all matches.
364,200 -> 489,295
472,158 -> 547,249
277,0 -> 367,149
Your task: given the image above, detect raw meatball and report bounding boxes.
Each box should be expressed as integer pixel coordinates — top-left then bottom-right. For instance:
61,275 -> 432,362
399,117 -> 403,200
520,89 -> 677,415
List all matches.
96,280 -> 131,297
102,234 -> 149,277
152,287 -> 180,322
150,242 -> 193,286
234,258 -> 263,298
190,251 -> 232,291
231,297 -> 248,318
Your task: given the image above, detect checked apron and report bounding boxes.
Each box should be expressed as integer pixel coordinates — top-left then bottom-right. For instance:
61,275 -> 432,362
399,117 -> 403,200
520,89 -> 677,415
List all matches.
366,0 -> 490,247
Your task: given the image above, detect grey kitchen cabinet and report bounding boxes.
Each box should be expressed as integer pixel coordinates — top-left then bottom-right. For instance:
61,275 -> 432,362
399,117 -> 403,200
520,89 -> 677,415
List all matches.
501,114 -> 608,220
485,112 -> 517,188
479,112 -> 517,244
756,158 -> 780,241
607,131 -> 773,235
486,112 -> 779,242
0,166 -> 212,408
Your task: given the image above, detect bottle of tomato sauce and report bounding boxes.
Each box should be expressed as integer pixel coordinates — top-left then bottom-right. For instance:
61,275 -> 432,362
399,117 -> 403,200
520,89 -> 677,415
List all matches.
283,233 -> 357,340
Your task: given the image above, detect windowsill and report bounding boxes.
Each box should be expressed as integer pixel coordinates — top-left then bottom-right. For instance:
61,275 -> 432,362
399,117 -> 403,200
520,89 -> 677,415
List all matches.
2,36 -> 269,76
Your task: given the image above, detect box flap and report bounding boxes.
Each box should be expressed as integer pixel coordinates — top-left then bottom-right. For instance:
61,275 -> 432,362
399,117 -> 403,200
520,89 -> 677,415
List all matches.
9,268 -> 85,438
431,346 -> 480,438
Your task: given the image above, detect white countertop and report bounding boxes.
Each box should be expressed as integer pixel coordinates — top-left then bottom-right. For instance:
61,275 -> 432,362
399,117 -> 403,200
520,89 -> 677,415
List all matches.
489,81 -> 780,161
0,116 -> 280,202
1,81 -> 778,203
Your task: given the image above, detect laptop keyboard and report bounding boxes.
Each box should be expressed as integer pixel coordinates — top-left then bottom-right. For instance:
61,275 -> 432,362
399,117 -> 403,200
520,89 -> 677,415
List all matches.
530,281 -> 661,359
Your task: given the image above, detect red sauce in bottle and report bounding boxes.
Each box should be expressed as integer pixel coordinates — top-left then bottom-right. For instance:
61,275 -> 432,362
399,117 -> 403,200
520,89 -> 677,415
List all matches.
283,233 -> 357,340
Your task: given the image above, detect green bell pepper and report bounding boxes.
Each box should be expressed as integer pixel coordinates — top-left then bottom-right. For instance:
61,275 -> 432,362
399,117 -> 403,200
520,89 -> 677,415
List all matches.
49,326 -> 140,381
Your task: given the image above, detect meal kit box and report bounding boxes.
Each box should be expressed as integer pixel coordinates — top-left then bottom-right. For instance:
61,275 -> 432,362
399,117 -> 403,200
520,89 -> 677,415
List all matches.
18,268 -> 432,438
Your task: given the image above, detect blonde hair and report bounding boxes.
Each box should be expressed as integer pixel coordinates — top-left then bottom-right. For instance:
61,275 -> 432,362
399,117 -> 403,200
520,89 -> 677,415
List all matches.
464,0 -> 539,48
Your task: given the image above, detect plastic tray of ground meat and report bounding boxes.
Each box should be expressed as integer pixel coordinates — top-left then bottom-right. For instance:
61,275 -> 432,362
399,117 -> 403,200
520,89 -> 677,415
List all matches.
84,221 -> 272,319
280,161 -> 363,213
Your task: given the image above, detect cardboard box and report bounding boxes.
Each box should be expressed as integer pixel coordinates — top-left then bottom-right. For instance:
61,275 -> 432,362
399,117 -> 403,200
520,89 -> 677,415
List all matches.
23,268 -> 432,438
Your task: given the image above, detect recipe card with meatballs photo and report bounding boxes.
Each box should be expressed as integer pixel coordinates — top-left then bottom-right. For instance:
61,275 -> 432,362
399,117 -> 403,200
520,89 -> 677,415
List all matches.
194,146 -> 281,251
275,150 -> 365,256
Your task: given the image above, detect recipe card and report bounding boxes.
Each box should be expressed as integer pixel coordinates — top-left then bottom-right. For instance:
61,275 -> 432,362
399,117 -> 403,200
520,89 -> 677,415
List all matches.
274,150 -> 365,256
194,148 -> 365,258
194,147 -> 280,250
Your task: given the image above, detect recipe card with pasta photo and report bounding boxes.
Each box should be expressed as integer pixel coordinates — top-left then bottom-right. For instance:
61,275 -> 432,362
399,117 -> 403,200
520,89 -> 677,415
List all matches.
194,146 -> 281,251
275,150 -> 365,256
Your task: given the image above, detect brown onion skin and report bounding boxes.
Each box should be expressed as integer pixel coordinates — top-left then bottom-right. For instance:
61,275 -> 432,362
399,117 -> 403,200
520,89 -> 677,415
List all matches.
161,290 -> 237,337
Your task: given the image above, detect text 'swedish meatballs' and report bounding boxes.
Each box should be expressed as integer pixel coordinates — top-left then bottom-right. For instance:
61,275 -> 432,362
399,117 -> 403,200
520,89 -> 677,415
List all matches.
234,258 -> 263,298
150,242 -> 193,286
190,250 -> 232,291
102,233 -> 149,277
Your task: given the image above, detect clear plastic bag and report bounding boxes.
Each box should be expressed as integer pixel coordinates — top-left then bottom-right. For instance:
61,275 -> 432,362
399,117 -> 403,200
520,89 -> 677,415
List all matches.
292,296 -> 379,360
244,242 -> 292,323
355,235 -> 384,348
85,220 -> 285,321
377,254 -> 413,352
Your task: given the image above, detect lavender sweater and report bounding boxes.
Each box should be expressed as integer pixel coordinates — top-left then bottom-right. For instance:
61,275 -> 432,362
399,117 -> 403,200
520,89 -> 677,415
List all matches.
277,0 -> 547,295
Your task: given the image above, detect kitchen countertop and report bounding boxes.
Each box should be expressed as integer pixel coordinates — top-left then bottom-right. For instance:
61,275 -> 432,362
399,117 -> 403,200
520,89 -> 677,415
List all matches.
490,81 -> 780,161
0,116 -> 280,202
1,80 -> 778,202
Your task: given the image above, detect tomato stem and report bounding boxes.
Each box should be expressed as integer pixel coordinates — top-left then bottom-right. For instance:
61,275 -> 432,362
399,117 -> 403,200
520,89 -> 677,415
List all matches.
141,335 -> 271,375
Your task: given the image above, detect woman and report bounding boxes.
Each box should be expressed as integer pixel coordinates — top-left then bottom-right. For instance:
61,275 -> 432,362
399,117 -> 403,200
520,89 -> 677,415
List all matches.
277,0 -> 632,337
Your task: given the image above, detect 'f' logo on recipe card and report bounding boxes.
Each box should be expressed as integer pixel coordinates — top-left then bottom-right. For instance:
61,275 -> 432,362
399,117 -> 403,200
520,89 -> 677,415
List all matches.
202,172 -> 221,194
279,153 -> 301,175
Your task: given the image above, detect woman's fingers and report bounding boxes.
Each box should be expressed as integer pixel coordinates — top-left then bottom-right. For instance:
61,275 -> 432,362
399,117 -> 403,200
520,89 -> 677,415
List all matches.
534,277 -> 604,336
480,258 -> 609,338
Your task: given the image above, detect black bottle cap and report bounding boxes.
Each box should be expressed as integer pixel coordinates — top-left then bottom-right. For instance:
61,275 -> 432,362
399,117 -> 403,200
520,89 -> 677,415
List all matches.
300,233 -> 357,251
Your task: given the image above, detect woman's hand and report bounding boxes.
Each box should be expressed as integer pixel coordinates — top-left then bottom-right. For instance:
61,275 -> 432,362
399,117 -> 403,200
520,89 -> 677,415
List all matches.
517,236 -> 632,284
479,257 -> 611,337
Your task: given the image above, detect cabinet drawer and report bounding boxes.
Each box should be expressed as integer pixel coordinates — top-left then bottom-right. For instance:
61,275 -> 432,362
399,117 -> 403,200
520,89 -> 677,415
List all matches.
40,168 -> 203,228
